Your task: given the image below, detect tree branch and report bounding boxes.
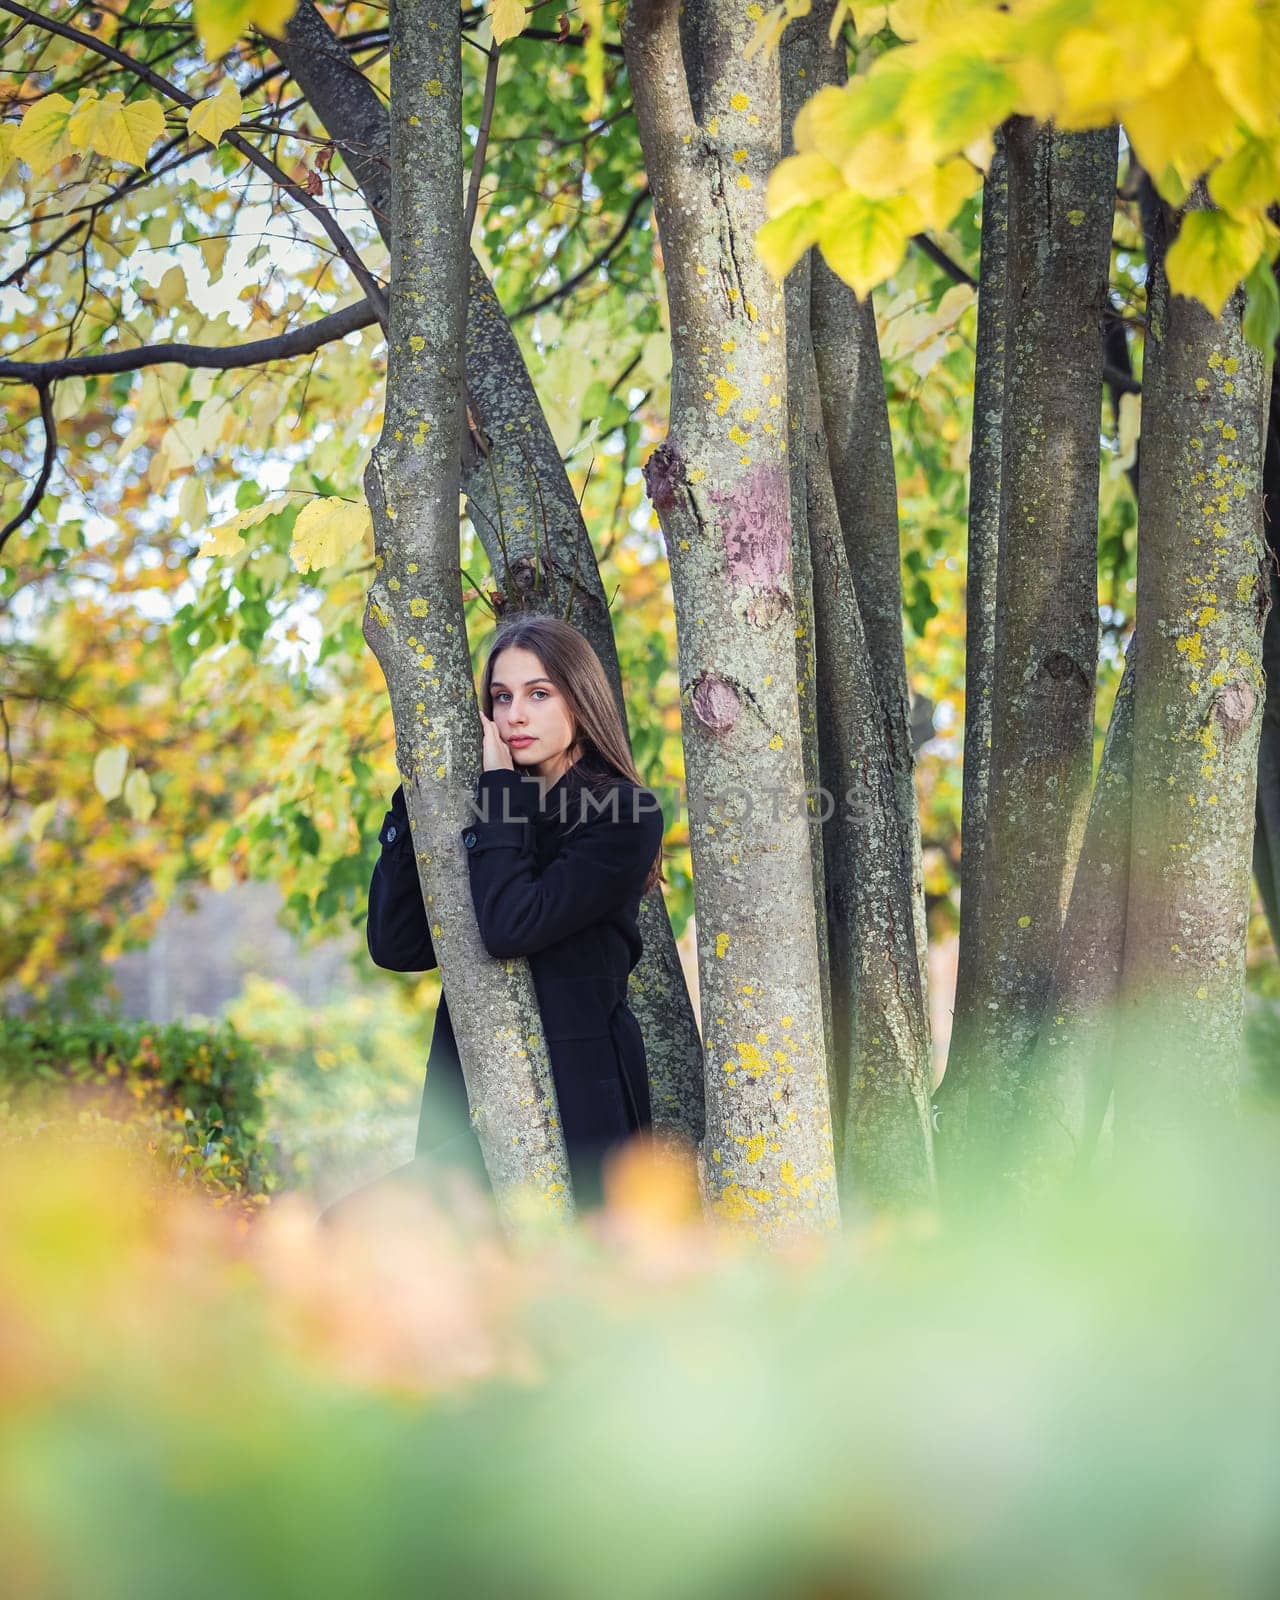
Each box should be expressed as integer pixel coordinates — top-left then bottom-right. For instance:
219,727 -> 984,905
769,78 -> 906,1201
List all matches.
514,184 -> 651,319
912,233 -> 978,288
463,40 -> 500,246
0,382 -> 56,558
0,297 -> 378,383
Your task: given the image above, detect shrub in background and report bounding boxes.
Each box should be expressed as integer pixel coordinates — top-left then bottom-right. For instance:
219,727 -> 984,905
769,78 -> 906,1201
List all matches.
0,1014 -> 272,1204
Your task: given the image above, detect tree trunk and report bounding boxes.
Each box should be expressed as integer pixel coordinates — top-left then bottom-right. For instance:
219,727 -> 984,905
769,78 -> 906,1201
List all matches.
802,342 -> 935,1205
624,0 -> 840,1232
962,118 -> 1118,1157
1118,189 -> 1271,1121
805,13 -> 929,1034
941,125 -> 1009,1134
780,11 -> 836,1165
1022,636 -> 1136,1175
273,0 -> 704,1148
1252,339 -> 1280,948
361,0 -> 572,1221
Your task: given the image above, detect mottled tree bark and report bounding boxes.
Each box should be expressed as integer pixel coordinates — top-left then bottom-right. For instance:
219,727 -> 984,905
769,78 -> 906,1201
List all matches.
805,13 -> 928,1031
940,126 -> 1008,1137
361,0 -> 572,1222
624,0 -> 840,1232
963,119 -> 1118,1152
1022,638 -> 1136,1174
780,12 -> 835,1160
1252,345 -> 1280,948
1118,192 -> 1271,1120
803,345 -> 936,1205
273,0 -> 704,1148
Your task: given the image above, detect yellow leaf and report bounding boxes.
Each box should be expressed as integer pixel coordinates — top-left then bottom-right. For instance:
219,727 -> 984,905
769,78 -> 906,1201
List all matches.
1166,207 -> 1266,318
1195,0 -> 1280,137
765,151 -> 844,217
52,376 -> 87,423
156,264 -> 188,312
817,190 -> 922,299
887,0 -> 989,40
1116,391 -> 1141,471
124,768 -> 157,823
180,476 -> 208,529
26,799 -> 58,843
1051,28 -> 1126,126
912,155 -> 982,231
756,203 -> 826,279
491,0 -> 527,46
579,0 -> 605,116
0,124 -> 16,183
68,90 -> 166,167
187,79 -> 243,147
795,63 -> 911,161
289,496 -> 373,573
900,40 -> 1017,167
1123,56 -> 1239,194
198,497 -> 291,559
194,0 -> 299,59
1208,134 -> 1280,214
847,1 -> 885,38
200,235 -> 230,283
839,126 -> 922,199
14,94 -> 75,178
93,745 -> 130,802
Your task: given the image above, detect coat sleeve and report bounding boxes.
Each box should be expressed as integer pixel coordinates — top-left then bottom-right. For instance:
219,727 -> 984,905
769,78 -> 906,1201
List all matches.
366,784 -> 438,972
463,769 -> 663,959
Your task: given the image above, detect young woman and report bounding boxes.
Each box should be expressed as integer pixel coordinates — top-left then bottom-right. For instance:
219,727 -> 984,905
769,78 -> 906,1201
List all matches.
365,616 -> 666,1212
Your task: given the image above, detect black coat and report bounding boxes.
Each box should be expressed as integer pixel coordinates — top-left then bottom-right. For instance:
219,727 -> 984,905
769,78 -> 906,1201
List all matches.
366,763 -> 665,1207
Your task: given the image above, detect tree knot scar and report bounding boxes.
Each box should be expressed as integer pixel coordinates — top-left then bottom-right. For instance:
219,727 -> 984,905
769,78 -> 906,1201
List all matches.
1037,650 -> 1089,688
689,670 -> 740,734
713,466 -> 790,611
1213,679 -> 1255,742
644,442 -> 685,512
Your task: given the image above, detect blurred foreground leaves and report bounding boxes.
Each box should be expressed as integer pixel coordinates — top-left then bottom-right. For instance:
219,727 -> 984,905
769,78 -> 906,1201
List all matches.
2,1096 -> 1279,1599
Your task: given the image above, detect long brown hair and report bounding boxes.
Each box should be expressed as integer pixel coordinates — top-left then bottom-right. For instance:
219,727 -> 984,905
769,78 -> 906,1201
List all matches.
479,616 -> 665,894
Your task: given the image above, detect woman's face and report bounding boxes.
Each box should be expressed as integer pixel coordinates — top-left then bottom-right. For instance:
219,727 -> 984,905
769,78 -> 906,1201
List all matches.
488,645 -> 578,779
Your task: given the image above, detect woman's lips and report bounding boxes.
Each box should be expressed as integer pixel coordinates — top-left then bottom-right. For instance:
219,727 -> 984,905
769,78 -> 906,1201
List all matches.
508,736 -> 535,747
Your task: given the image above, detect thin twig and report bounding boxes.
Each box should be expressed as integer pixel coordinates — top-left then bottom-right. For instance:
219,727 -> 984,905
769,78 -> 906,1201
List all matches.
0,382 -> 56,557
463,40 -> 500,245
514,185 -> 651,320
911,233 -> 978,289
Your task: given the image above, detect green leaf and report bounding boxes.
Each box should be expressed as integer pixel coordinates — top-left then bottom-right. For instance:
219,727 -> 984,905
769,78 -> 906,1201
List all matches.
1165,207 -> 1264,319
817,191 -> 922,300
1209,135 -> 1280,214
756,202 -> 825,280
1242,254 -> 1280,356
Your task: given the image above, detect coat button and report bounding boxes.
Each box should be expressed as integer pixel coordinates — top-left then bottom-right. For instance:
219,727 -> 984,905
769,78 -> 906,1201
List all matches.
462,829 -> 477,849
385,824 -> 397,843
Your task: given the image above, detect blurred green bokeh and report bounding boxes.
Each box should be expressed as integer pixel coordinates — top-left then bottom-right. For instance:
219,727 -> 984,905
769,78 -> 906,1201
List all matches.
2,1050 -> 1278,1600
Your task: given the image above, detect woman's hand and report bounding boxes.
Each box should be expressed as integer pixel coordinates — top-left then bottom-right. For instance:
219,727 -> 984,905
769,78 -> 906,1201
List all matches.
480,710 -> 514,773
